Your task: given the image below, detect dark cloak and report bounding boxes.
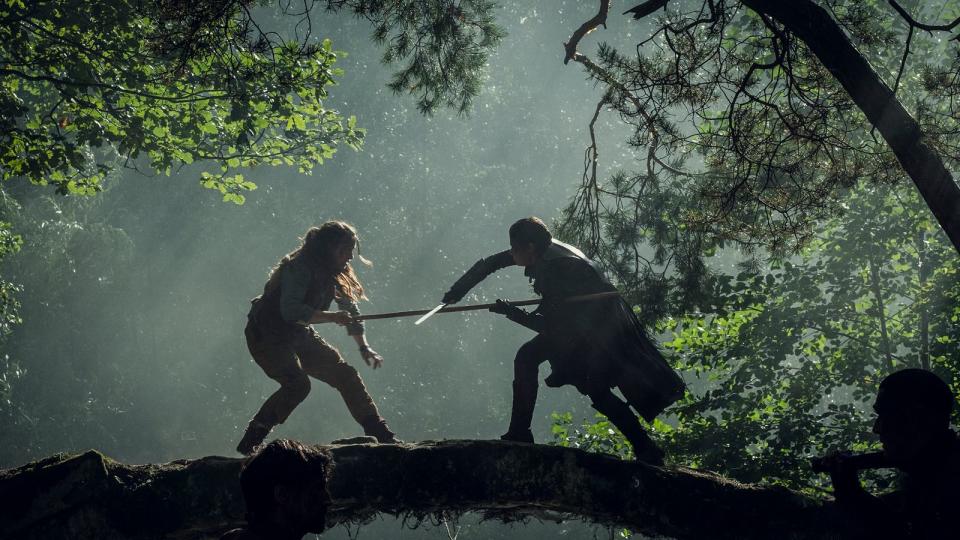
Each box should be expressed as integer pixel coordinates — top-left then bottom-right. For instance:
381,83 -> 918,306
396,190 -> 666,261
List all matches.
445,239 -> 684,421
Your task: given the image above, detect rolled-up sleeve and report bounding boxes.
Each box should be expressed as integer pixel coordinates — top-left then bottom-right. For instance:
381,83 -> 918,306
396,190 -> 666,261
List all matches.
335,292 -> 365,336
279,262 -> 315,324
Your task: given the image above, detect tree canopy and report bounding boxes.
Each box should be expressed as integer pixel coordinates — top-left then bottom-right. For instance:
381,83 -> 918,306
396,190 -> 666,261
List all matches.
556,0 -> 960,304
0,3 -> 959,536
556,181 -> 959,494
0,0 -> 502,202
7,0 -> 958,256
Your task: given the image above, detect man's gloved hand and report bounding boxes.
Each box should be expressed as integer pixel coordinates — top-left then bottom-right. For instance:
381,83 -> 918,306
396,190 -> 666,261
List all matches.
489,299 -> 526,321
810,451 -> 854,474
443,256 -> 505,304
811,451 -> 863,500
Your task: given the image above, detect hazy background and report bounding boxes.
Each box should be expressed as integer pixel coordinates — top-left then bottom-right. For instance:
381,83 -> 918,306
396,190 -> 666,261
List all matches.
0,2 -> 660,538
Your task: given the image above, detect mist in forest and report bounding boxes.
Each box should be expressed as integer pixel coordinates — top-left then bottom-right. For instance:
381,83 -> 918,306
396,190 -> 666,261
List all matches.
0,3 -> 654,538
3,1 -> 960,539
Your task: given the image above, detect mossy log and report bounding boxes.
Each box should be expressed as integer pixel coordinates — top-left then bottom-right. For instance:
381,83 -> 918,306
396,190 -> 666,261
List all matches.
0,439 -> 848,539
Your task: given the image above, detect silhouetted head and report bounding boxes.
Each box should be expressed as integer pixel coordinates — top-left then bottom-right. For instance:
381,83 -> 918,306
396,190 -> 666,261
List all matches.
873,369 -> 955,466
300,220 -> 366,271
240,439 -> 331,539
508,217 -> 551,267
268,220 -> 369,302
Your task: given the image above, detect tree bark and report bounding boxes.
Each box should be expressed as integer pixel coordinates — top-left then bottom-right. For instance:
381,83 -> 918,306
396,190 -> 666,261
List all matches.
867,257 -> 896,369
916,230 -> 930,370
0,440 -> 854,540
739,0 -> 960,254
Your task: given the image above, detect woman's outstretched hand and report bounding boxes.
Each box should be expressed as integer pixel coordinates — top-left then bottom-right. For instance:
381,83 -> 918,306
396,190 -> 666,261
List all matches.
361,347 -> 384,369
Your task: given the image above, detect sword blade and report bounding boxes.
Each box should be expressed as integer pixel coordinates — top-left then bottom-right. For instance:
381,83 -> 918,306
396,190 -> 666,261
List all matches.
414,303 -> 446,325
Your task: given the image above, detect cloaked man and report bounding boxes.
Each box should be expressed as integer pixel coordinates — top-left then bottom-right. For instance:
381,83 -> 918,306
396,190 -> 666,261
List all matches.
441,217 -> 684,464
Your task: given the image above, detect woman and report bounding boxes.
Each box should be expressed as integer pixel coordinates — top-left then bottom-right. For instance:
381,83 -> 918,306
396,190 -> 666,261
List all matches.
236,221 -> 399,455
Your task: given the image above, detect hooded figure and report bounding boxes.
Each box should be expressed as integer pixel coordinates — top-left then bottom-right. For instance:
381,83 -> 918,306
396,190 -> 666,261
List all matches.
441,217 -> 684,463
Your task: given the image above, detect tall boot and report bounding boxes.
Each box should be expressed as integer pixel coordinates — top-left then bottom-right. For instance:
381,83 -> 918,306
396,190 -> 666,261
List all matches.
501,380 -> 537,443
591,392 -> 664,465
236,420 -> 273,456
360,416 -> 402,444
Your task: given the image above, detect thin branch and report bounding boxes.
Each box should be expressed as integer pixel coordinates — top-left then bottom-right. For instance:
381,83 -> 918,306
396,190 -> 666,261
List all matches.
584,97 -> 606,253
563,0 -> 610,64
0,68 -> 227,103
892,25 -> 914,95
888,0 -> 960,33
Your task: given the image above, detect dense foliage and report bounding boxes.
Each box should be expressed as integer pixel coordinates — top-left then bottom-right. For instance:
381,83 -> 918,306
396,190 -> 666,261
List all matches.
0,0 -> 368,202
556,182 -> 960,493
0,2 -> 959,536
551,3 -> 960,494
1,0 -> 500,199
326,0 -> 504,114
558,0 -> 960,315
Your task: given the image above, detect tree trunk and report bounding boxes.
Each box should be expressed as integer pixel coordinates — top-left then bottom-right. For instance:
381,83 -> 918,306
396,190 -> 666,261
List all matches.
867,257 -> 895,369
740,0 -> 960,254
916,230 -> 930,370
0,440 -> 855,540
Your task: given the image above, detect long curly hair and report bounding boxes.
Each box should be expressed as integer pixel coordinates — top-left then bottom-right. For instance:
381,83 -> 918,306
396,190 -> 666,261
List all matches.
266,221 -> 370,302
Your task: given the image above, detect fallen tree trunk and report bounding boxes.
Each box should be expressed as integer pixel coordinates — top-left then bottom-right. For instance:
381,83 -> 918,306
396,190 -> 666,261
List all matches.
0,439 -> 850,539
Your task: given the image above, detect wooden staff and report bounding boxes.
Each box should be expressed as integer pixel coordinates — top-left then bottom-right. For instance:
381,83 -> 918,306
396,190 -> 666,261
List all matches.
352,291 -> 622,322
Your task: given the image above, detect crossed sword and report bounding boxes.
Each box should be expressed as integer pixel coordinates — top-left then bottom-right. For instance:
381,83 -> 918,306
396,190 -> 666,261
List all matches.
331,291 -> 622,326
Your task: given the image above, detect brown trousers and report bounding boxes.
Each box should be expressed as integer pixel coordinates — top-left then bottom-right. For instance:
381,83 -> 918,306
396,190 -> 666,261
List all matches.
244,323 -> 382,429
